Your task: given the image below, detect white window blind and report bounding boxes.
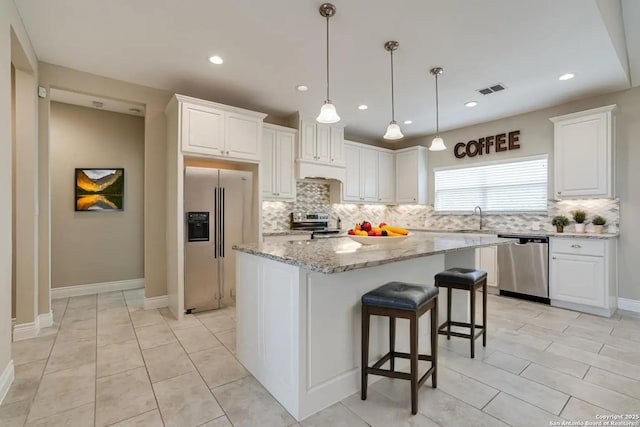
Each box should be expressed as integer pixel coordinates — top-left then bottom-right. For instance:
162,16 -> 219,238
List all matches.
434,155 -> 548,213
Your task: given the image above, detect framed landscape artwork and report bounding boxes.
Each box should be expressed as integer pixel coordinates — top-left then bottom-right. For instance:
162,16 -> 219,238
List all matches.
75,168 -> 124,211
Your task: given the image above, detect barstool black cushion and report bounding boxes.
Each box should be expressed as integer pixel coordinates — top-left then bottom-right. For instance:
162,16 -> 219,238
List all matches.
435,268 -> 487,287
362,282 -> 439,310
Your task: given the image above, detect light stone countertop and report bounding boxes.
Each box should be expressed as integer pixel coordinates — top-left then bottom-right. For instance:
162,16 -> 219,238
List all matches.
262,230 -> 313,237
235,231 -> 517,274
416,228 -> 619,239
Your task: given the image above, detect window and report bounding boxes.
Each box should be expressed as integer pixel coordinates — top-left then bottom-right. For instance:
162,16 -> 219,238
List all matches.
434,155 -> 548,213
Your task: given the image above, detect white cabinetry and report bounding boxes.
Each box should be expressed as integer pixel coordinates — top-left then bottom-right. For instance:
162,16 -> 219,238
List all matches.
262,124 -> 296,200
476,246 -> 498,289
178,95 -> 266,161
298,119 -> 344,165
549,237 -> 617,317
395,146 -> 427,204
550,105 -> 616,198
343,141 -> 394,203
378,151 -> 395,203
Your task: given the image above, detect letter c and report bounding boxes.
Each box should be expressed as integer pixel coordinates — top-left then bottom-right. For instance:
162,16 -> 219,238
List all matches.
454,142 -> 466,158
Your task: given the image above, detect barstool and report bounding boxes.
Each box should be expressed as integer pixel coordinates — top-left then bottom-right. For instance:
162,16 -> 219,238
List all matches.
434,268 -> 487,358
361,281 -> 439,415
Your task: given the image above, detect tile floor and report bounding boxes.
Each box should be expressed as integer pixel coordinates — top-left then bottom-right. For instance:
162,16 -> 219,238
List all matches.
1,289 -> 640,426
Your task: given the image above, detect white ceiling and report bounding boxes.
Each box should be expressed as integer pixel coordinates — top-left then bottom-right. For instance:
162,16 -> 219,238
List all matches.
14,0 -> 637,143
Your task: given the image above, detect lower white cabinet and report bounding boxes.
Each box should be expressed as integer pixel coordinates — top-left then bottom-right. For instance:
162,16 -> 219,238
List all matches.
476,245 -> 498,289
262,124 -> 296,200
549,237 -> 617,317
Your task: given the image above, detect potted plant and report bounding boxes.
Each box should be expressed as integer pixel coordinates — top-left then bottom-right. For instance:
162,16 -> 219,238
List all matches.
571,209 -> 587,233
552,215 -> 570,233
592,215 -> 607,234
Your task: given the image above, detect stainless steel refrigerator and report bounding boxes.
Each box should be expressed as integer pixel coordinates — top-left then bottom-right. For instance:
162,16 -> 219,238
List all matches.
184,166 -> 255,313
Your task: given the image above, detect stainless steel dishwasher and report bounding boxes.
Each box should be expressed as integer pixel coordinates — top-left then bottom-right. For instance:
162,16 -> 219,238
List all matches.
497,235 -> 549,304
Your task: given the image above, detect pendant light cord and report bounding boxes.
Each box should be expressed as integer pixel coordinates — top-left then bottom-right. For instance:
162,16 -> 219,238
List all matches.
435,73 -> 439,133
325,16 -> 330,101
390,49 -> 395,122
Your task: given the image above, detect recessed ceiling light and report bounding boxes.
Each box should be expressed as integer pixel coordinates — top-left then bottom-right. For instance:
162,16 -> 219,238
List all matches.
403,120 -> 413,125
559,73 -> 575,81
357,104 -> 368,110
209,55 -> 223,65
296,85 -> 309,92
465,101 -> 479,107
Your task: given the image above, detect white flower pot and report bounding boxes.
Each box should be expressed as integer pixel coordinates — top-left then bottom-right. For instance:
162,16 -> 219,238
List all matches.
575,223 -> 586,233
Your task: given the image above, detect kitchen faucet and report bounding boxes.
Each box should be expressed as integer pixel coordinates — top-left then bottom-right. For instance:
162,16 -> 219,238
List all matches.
473,206 -> 483,230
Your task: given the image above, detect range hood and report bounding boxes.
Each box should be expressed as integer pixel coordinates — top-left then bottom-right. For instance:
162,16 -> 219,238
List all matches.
296,159 -> 346,182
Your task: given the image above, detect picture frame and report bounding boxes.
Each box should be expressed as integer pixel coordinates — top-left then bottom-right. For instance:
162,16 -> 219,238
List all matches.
75,168 -> 125,211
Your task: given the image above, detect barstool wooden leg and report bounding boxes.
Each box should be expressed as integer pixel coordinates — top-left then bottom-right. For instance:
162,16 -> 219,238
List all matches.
361,305 -> 370,400
409,311 -> 419,415
470,286 -> 476,359
431,298 -> 438,388
389,317 -> 396,371
446,287 -> 452,340
482,280 -> 487,347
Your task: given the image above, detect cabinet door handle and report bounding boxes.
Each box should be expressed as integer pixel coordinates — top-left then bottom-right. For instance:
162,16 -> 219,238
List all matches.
226,150 -> 230,155
552,256 -> 556,260
220,149 -> 225,154
571,244 -> 582,248
331,158 -> 334,161
557,191 -> 562,195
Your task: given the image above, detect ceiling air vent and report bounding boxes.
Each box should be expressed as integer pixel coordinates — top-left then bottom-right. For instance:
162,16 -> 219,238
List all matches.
477,83 -> 506,95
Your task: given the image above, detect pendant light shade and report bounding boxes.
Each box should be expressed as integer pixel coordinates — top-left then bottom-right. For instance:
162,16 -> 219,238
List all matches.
384,121 -> 403,140
383,41 -> 403,140
317,3 -> 340,124
429,67 -> 446,151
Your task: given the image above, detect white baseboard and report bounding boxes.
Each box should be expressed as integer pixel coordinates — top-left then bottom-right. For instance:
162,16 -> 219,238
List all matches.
37,311 -> 53,329
12,321 -> 38,342
0,360 -> 15,405
51,278 -> 144,299
144,295 -> 168,310
618,297 -> 640,313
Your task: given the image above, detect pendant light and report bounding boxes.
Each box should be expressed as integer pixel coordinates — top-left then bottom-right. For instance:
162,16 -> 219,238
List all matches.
316,3 -> 340,123
429,67 -> 447,151
383,41 -> 403,140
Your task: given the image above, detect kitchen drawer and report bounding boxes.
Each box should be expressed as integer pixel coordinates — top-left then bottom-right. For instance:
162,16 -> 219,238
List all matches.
551,238 -> 605,256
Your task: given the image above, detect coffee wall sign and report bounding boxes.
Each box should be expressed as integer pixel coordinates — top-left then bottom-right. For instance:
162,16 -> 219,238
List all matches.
454,130 -> 521,158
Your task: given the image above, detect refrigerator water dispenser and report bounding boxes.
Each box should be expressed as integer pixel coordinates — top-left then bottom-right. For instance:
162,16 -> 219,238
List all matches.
187,212 -> 210,242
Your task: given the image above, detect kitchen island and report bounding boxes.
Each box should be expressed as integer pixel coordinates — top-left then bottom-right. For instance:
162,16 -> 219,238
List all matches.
233,232 -> 516,421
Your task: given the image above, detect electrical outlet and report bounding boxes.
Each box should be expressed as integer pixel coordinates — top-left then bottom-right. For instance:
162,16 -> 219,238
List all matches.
38,86 -> 47,98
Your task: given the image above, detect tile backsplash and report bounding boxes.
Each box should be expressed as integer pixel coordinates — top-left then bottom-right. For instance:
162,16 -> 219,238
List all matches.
262,180 -> 620,234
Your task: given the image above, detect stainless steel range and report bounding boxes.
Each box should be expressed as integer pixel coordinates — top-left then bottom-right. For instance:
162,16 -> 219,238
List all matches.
290,212 -> 342,239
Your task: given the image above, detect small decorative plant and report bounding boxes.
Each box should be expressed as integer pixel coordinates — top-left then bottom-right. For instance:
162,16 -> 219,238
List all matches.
552,215 -> 570,233
592,215 -> 607,234
571,209 -> 587,224
571,209 -> 587,233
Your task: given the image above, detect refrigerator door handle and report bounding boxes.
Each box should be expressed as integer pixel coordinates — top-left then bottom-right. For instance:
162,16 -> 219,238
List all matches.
213,188 -> 218,259
221,187 -> 225,258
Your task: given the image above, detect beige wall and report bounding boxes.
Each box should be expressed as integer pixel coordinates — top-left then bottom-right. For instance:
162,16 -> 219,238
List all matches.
398,85 -> 640,301
1,0 -> 39,393
39,63 -> 172,298
50,103 -> 144,287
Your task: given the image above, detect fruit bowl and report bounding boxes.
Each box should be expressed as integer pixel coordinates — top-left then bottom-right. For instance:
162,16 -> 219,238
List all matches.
348,233 -> 411,245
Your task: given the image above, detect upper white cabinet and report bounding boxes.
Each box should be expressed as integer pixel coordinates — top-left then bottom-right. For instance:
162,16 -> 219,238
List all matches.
549,237 -> 617,317
262,124 -> 296,200
395,146 -> 427,204
297,119 -> 345,165
378,151 -> 395,203
343,141 -> 395,203
176,95 -> 266,161
550,105 -> 616,198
